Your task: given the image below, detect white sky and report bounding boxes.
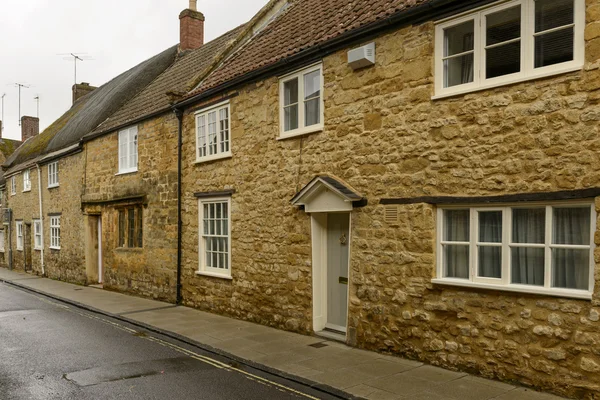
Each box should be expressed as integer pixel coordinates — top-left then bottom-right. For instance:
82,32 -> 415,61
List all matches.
0,0 -> 267,141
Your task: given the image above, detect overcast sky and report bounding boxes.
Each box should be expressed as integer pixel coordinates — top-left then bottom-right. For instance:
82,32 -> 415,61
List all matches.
0,0 -> 267,142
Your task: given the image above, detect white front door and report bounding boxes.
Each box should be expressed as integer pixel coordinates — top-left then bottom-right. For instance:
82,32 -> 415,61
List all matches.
325,213 -> 349,332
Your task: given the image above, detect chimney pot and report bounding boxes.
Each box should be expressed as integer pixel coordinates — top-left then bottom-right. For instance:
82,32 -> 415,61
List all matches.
189,0 -> 197,11
21,116 -> 39,142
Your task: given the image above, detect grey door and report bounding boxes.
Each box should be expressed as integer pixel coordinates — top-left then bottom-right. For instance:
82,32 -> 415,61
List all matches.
326,213 -> 349,332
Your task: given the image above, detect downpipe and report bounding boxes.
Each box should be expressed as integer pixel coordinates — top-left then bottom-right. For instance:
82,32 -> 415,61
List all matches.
36,164 -> 45,276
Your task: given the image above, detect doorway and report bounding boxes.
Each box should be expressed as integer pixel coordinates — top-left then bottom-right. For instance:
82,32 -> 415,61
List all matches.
85,215 -> 103,284
311,212 -> 350,338
24,223 -> 32,272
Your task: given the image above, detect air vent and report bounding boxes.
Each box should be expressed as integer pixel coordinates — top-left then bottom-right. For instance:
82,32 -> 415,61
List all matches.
384,205 -> 399,224
348,42 -> 375,70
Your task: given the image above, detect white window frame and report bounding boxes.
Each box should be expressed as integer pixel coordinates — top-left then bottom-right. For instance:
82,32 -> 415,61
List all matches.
434,0 -> 585,99
23,169 -> 31,192
10,176 -> 16,195
33,219 -> 42,250
117,126 -> 138,174
48,162 -> 59,188
195,101 -> 232,163
0,229 -> 5,252
197,197 -> 232,279
278,63 -> 324,139
49,216 -> 60,250
434,201 -> 595,300
16,221 -> 23,251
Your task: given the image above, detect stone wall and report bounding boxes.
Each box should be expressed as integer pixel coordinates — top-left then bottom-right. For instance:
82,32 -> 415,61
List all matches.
82,113 -> 179,302
43,154 -> 87,284
180,1 -> 600,397
4,154 -> 86,284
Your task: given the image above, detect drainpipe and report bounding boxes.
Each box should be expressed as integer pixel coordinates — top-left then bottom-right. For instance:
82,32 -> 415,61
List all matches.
7,213 -> 12,271
174,108 -> 183,305
36,164 -> 45,276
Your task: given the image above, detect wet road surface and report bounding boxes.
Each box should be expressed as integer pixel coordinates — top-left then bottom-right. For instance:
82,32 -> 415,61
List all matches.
0,282 -> 340,400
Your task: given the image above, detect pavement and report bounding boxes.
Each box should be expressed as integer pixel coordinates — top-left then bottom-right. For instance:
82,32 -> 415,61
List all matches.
0,268 -> 568,400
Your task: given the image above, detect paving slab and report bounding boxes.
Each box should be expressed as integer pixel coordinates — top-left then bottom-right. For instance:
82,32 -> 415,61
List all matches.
0,267 -> 571,400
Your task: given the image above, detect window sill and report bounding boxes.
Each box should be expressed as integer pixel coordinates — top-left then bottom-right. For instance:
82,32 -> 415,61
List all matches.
114,247 -> 143,253
47,185 -> 59,189
22,189 -> 31,193
431,278 -> 592,300
34,248 -> 41,251
432,64 -> 583,100
277,125 -> 323,141
195,271 -> 232,280
194,153 -> 232,165
115,170 -> 138,176
49,247 -> 60,251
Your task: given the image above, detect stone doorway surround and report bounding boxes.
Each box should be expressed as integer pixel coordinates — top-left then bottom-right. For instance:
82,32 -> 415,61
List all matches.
291,175 -> 366,339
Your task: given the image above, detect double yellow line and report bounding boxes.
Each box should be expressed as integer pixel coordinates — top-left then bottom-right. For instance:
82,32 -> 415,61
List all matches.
43,296 -> 322,400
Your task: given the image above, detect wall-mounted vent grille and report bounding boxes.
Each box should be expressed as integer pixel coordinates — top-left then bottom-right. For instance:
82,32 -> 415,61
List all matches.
384,205 -> 399,224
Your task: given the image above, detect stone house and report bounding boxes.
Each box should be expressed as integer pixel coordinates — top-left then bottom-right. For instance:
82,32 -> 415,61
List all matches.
78,0 -> 287,301
170,0 -> 600,397
0,49 -> 176,282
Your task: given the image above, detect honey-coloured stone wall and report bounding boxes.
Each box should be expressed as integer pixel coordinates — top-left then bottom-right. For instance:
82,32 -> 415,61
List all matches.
180,1 -> 600,397
82,113 -> 180,302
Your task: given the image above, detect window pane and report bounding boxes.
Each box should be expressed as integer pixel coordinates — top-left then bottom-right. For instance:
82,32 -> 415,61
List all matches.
486,41 -> 521,79
512,208 -> 545,244
444,20 -> 475,57
305,98 -> 320,126
511,247 -> 544,286
552,248 -> 589,290
118,210 -> 125,247
208,112 -> 217,155
444,245 -> 469,279
478,246 -> 502,278
137,208 -> 143,248
304,70 -> 320,100
444,54 -> 474,88
535,28 -> 574,68
284,78 -> 298,106
553,207 -> 590,245
219,108 -> 229,153
486,6 -> 521,46
535,0 -> 574,33
444,210 -> 469,242
284,105 -> 299,131
128,208 -> 135,247
479,211 -> 502,243
197,115 -> 206,157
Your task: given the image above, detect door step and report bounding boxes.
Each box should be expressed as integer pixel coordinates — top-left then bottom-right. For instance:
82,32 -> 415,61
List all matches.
88,284 -> 103,289
316,328 -> 346,343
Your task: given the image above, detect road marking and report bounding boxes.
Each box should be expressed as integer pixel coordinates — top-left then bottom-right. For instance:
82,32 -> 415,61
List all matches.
34,294 -> 322,400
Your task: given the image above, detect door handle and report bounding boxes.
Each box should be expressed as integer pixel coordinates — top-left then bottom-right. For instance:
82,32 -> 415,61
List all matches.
339,277 -> 348,285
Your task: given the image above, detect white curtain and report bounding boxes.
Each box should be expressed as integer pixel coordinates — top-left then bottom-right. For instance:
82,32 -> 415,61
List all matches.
461,33 -> 475,84
478,211 -> 502,278
512,209 -> 545,286
552,208 -> 589,290
444,210 -> 469,279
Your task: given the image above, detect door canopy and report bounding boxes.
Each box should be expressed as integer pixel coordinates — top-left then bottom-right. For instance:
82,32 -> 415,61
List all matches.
291,175 -> 366,213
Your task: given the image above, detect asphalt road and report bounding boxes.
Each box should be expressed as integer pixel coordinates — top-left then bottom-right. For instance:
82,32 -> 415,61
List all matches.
0,282 -> 340,400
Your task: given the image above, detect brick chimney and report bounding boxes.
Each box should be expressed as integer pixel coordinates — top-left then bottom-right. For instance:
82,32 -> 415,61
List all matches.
21,116 -> 39,142
179,0 -> 204,52
73,82 -> 97,104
